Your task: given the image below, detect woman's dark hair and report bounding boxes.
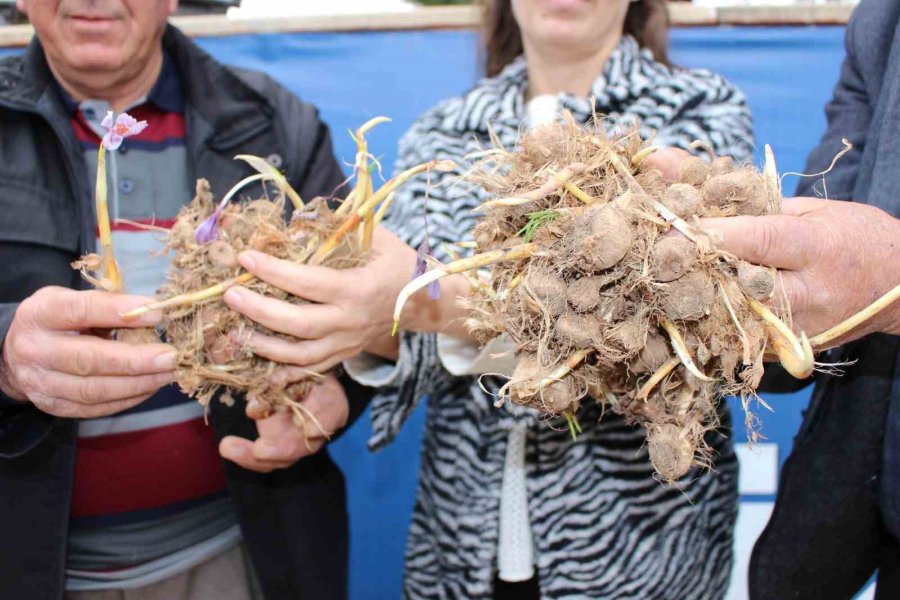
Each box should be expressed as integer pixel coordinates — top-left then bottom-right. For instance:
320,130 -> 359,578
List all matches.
482,0 -> 671,77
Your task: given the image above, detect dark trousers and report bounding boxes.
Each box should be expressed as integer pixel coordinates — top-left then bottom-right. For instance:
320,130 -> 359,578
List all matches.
493,574 -> 540,600
876,536 -> 900,600
750,335 -> 900,600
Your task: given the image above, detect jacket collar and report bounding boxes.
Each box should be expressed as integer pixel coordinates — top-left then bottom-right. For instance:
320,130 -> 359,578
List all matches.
452,35 -> 649,135
0,24 -> 273,152
0,35 -> 57,109
160,25 -> 273,151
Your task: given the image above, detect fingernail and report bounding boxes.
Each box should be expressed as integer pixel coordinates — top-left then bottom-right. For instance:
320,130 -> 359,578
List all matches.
238,251 -> 257,271
153,351 -> 177,370
224,288 -> 243,308
245,399 -> 265,419
137,311 -> 164,327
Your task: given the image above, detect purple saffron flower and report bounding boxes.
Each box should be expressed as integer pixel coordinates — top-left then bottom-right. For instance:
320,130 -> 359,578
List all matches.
291,210 -> 319,222
413,240 -> 442,301
100,111 -> 148,151
427,279 -> 442,301
194,207 -> 223,242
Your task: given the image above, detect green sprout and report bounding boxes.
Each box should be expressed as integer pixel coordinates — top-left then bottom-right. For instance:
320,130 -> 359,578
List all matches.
563,412 -> 582,441
517,209 -> 560,243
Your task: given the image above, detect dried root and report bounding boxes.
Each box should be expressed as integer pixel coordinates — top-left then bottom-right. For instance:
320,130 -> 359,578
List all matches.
126,178 -> 362,415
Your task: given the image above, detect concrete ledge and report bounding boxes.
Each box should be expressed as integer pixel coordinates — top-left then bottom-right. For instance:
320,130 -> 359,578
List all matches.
0,4 -> 853,48
716,4 -> 854,25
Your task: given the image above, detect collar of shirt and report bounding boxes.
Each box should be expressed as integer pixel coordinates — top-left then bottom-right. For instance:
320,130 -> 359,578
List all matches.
55,49 -> 185,122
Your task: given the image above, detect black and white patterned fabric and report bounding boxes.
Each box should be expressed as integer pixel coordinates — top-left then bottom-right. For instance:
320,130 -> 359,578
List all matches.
370,36 -> 754,599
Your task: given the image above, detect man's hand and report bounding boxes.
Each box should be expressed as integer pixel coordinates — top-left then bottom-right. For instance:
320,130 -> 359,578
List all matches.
218,374 -> 349,472
0,287 -> 177,417
703,198 -> 900,344
644,149 -> 900,345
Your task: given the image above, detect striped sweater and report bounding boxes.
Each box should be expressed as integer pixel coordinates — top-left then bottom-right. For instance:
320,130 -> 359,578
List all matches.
372,37 -> 754,599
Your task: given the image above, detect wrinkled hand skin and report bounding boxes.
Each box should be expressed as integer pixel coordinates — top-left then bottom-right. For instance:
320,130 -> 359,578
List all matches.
222,225 -> 471,380
704,198 -> 900,345
0,287 -> 177,417
645,148 -> 900,346
218,373 -> 348,473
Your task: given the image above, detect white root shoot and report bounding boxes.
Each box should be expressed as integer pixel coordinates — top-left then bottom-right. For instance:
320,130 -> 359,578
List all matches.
536,348 -> 593,392
637,356 -> 681,400
809,284 -> 900,348
607,152 -> 703,243
631,146 -> 661,167
475,164 -> 587,210
123,272 -> 256,318
563,182 -> 595,204
661,319 -> 715,382
373,192 -> 396,227
392,243 -> 538,333
442,243 -> 494,295
748,298 -> 814,378
719,284 -> 752,366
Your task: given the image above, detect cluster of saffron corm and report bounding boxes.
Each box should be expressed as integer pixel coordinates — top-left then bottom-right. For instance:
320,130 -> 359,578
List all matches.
394,118 -> 899,482
76,116 -> 452,436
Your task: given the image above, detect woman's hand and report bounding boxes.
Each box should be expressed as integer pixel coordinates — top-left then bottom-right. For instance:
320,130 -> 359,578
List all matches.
222,226 -> 471,374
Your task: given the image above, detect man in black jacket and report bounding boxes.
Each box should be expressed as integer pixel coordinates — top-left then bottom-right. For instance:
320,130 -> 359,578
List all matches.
0,1 -> 368,599
744,1 -> 900,597
648,1 -> 899,597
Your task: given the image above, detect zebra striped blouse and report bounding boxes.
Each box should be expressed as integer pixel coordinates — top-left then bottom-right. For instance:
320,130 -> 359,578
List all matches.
370,36 -> 754,599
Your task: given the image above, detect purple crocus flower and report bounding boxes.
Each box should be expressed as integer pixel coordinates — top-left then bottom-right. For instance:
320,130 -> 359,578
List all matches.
291,210 -> 319,222
194,207 -> 223,242
100,111 -> 148,151
411,167 -> 441,301
413,239 -> 442,300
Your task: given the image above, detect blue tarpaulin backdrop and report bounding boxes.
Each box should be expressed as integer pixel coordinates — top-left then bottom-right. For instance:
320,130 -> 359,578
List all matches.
0,25 -> 849,599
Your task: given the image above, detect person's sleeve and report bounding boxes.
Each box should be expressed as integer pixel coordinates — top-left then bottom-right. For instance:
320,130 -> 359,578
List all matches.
794,12 -> 870,199
329,369 -> 372,442
435,334 -> 518,377
343,351 -> 404,389
345,333 -> 517,385
0,302 -> 19,409
649,69 -> 755,162
0,302 -> 56,458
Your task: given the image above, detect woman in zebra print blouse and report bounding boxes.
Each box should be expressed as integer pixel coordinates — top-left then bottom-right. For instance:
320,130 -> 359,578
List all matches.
271,0 -> 754,597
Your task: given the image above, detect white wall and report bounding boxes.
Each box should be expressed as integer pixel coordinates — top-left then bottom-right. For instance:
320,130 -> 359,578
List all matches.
227,0 -> 414,18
